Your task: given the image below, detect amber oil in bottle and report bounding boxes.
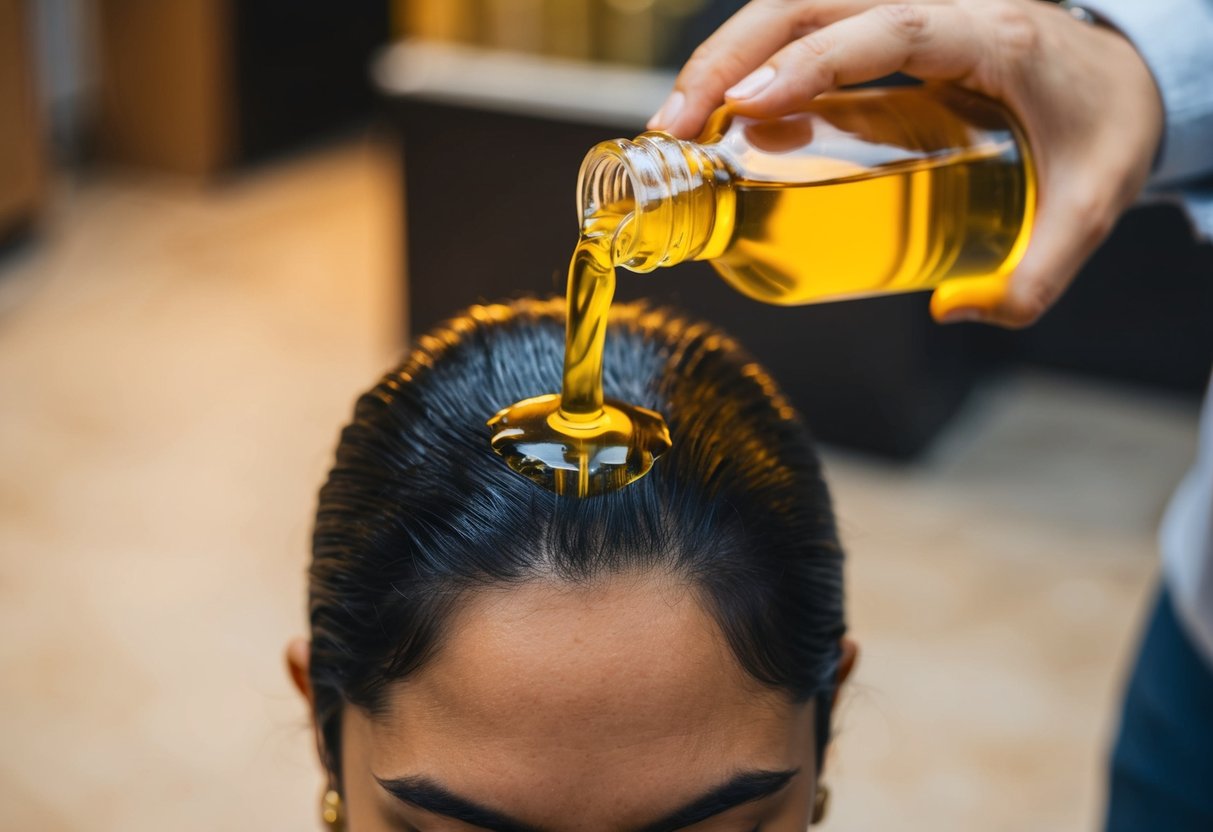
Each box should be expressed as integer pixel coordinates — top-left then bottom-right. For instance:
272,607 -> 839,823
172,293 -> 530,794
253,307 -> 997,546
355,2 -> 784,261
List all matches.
584,84 -> 1035,311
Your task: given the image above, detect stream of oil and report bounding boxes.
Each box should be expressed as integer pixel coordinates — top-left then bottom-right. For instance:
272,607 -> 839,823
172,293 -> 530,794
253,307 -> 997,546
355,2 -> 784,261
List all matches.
487,213 -> 672,498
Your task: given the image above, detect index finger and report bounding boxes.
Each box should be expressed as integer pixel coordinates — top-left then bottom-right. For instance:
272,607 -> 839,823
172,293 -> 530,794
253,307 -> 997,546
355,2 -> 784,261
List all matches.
725,2 -> 982,117
650,0 -> 895,137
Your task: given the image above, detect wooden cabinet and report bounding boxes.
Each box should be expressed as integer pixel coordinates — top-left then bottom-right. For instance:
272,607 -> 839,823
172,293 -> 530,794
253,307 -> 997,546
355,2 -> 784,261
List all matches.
0,0 -> 45,242
95,0 -> 389,177
96,0 -> 233,177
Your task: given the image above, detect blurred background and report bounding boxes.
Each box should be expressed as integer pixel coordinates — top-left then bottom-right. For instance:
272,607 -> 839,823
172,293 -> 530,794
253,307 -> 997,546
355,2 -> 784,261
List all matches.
1,1 -> 1211,830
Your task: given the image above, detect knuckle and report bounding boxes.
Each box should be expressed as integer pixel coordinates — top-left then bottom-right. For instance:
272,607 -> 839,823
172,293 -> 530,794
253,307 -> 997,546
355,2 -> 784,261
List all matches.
682,44 -> 749,93
682,42 -> 718,81
988,1 -> 1039,59
878,3 -> 930,42
1004,280 -> 1055,327
785,35 -> 837,87
766,0 -> 827,36
792,29 -> 835,60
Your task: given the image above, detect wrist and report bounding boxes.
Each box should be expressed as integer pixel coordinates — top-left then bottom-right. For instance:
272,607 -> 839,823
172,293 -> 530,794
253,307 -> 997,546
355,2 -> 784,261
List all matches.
1072,0 -> 1213,185
1062,2 -> 1164,181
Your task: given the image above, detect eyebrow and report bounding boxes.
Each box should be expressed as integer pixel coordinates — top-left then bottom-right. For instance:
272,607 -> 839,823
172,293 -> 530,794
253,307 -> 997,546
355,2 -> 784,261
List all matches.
377,775 -> 540,832
636,769 -> 799,832
375,768 -> 799,832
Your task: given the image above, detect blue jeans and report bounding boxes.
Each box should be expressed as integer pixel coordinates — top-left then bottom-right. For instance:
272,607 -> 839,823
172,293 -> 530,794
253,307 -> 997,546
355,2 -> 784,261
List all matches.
1106,586 -> 1213,831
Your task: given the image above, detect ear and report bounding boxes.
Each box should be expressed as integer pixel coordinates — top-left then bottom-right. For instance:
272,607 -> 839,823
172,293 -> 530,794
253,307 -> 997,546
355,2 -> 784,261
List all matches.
831,636 -> 859,712
286,637 -> 314,704
815,637 -> 859,779
286,637 -> 337,780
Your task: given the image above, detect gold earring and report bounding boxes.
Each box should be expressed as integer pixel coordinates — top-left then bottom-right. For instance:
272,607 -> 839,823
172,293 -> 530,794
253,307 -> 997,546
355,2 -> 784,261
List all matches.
321,788 -> 345,832
811,782 -> 831,825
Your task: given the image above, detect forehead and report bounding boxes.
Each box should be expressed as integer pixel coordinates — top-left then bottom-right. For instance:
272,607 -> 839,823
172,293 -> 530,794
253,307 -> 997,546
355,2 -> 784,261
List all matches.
364,574 -> 813,825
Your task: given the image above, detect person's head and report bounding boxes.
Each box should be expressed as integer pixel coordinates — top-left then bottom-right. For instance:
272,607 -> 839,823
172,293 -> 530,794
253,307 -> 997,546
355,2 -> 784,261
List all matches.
287,298 -> 855,831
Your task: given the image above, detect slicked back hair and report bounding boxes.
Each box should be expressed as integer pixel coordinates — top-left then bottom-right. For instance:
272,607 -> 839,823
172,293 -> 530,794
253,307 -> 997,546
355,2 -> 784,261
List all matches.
308,298 -> 845,780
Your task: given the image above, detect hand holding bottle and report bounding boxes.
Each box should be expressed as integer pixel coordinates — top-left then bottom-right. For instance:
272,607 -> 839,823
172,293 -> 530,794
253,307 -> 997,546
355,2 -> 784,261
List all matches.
649,0 -> 1164,328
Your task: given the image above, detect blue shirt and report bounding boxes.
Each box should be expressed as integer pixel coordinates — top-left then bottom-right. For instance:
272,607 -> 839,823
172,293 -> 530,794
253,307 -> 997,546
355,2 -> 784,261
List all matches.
1086,0 -> 1213,662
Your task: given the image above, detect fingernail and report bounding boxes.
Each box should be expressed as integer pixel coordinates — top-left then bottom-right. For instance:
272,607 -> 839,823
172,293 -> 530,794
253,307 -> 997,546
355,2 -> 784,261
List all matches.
939,307 -> 983,324
647,91 -> 685,130
726,65 -> 776,100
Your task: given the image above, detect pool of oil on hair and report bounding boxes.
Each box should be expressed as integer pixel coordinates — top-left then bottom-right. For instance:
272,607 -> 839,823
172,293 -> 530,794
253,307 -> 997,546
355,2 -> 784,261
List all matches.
487,211 -> 671,499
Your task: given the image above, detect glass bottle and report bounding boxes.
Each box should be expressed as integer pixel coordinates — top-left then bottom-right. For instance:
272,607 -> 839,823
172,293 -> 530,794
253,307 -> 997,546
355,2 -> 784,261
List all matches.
578,84 -> 1036,313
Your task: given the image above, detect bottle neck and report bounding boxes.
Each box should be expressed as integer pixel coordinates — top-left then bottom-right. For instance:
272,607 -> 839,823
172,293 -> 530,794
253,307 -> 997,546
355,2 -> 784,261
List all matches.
577,133 -> 733,272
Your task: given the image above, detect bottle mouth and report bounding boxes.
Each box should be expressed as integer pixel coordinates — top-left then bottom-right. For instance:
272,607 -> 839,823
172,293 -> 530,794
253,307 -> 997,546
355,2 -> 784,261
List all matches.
577,143 -> 643,266
578,145 -> 636,224
577,134 -> 720,272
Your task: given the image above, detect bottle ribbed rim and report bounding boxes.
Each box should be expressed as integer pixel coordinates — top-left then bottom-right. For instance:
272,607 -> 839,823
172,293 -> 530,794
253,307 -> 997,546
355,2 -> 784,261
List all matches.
577,134 -> 720,271
577,141 -> 636,225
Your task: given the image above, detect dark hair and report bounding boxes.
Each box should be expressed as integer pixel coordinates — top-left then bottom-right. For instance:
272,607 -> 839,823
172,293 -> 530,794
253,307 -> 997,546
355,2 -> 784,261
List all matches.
308,298 -> 845,780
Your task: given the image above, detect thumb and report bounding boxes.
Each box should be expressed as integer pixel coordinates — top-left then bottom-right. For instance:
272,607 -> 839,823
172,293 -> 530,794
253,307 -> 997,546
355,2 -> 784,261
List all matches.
931,178 -> 1114,329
